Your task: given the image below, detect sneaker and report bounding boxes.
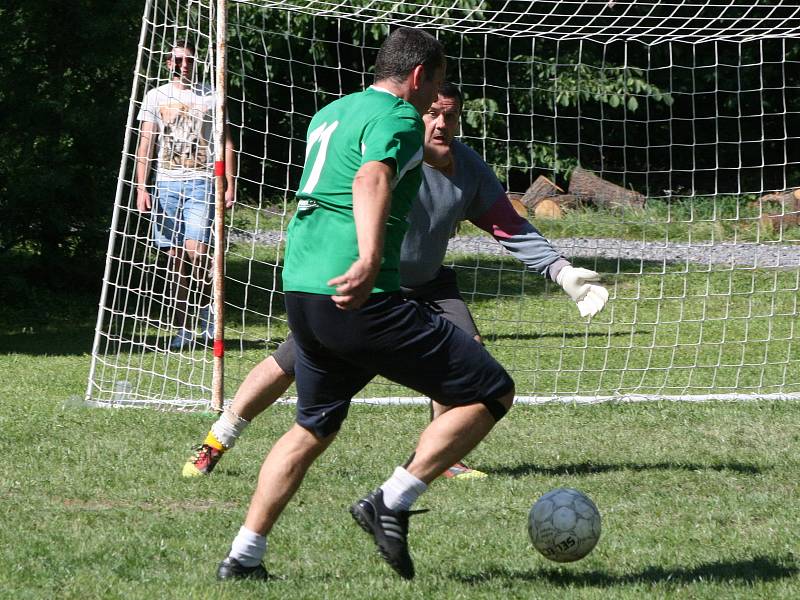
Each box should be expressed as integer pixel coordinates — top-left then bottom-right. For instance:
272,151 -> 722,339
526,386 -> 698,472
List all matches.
199,329 -> 215,347
169,328 -> 195,350
216,555 -> 269,581
443,461 -> 488,480
349,488 -> 426,580
199,305 -> 215,339
182,443 -> 224,477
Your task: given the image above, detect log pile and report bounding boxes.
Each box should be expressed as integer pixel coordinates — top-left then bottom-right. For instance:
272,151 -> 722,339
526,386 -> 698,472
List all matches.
508,168 -> 645,220
509,175 -> 569,219
568,167 -> 645,210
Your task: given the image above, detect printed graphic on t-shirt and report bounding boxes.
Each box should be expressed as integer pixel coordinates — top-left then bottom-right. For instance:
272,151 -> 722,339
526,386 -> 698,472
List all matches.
158,102 -> 212,171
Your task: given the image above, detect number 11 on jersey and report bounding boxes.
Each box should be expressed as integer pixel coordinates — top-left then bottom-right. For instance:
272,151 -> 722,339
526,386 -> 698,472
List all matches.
301,120 -> 339,195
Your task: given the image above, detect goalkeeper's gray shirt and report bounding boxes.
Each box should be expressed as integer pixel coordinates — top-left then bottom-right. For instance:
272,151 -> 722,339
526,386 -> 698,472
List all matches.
400,140 -> 567,288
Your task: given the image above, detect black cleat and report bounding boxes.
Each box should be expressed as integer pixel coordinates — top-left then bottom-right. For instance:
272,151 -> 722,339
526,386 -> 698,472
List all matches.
216,555 -> 269,581
349,488 -> 427,580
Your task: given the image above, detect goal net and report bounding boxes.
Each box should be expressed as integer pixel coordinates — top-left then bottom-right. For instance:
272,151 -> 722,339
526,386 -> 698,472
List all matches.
86,0 -> 800,409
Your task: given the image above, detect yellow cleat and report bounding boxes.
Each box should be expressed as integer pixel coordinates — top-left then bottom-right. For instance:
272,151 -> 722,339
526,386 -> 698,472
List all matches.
182,443 -> 224,477
443,462 -> 488,480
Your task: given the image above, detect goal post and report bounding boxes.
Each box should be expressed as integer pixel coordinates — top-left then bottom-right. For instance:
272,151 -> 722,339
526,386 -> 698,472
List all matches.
211,0 -> 228,412
86,1 -> 800,410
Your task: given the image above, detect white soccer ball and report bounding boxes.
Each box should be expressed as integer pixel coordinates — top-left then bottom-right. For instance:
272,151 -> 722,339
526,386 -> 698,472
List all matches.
528,487 -> 601,562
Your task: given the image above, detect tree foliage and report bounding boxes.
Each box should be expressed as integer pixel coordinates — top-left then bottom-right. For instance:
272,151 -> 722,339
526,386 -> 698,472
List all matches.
1,0 -> 798,294
0,1 -> 141,287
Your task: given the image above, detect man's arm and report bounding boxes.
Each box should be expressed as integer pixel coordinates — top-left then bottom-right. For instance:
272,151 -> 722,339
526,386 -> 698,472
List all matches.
471,193 -> 608,318
224,124 -> 237,208
327,160 -> 394,310
470,192 -> 568,277
135,120 -> 157,213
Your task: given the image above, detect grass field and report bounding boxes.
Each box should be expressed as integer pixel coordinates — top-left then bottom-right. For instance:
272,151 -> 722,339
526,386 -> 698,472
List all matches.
2,289 -> 800,599
89,241 -> 800,405
232,194 -> 800,245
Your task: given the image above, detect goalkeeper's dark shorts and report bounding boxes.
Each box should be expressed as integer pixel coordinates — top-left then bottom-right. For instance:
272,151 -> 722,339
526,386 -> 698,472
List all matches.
272,266 -> 479,376
284,291 -> 513,439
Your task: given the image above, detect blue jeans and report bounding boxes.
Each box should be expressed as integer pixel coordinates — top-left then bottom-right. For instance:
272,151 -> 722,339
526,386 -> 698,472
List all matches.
152,178 -> 214,248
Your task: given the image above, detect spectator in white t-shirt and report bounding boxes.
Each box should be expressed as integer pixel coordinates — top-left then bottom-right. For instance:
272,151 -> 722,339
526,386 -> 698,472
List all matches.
135,39 -> 236,350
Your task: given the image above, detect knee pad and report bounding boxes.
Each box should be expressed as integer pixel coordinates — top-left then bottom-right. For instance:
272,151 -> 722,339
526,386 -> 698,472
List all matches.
481,397 -> 509,422
271,337 -> 296,377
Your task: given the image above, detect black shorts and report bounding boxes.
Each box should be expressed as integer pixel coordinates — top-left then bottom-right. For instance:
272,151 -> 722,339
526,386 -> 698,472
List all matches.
272,266 -> 479,376
284,291 -> 513,438
401,266 -> 480,339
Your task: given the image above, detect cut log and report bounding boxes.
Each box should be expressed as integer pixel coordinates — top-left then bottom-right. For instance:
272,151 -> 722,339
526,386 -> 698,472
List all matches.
533,197 -> 563,219
507,194 -> 529,218
760,212 -> 800,231
548,193 -> 581,210
759,188 -> 800,207
568,167 -> 645,209
757,188 -> 800,231
508,192 -> 572,219
520,175 -> 564,211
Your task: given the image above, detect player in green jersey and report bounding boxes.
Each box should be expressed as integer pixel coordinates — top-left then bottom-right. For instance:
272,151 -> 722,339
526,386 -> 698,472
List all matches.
216,28 -> 515,582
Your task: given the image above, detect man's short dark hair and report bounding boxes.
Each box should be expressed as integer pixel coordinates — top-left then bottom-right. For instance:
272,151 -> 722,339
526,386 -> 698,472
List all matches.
170,39 -> 196,57
374,28 -> 445,83
439,81 -> 463,112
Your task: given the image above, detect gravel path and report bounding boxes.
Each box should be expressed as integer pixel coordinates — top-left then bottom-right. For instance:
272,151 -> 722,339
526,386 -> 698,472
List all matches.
450,236 -> 800,268
230,231 -> 800,268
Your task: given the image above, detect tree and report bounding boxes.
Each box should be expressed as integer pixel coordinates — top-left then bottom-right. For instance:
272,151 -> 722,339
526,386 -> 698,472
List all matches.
0,1 -> 141,290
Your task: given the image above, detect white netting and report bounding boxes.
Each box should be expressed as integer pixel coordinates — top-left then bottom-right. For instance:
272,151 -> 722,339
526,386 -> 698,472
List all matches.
87,0 -> 800,409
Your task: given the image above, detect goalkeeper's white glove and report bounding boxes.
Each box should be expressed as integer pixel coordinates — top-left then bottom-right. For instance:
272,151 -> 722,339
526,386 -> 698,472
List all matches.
555,265 -> 609,318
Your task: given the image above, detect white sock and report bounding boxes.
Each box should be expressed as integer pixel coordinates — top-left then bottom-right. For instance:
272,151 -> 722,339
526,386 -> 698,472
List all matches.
211,409 -> 250,449
229,526 -> 267,567
380,466 -> 428,511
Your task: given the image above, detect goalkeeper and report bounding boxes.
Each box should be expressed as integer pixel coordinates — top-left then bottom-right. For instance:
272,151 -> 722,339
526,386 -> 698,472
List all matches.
184,81 -> 608,480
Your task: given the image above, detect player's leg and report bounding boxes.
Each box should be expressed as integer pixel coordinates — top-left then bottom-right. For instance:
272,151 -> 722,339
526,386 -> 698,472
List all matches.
428,296 -> 488,478
152,180 -> 192,349
217,423 -> 338,580
357,299 -> 514,485
181,178 -> 214,342
183,339 -> 296,477
412,267 -> 488,478
218,293 -> 373,580
300,293 -> 512,578
404,389 -> 513,482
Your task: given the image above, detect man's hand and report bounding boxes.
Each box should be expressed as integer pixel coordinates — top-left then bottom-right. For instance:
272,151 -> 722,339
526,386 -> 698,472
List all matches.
556,265 -> 609,318
224,186 -> 236,209
136,187 -> 152,213
327,257 -> 380,310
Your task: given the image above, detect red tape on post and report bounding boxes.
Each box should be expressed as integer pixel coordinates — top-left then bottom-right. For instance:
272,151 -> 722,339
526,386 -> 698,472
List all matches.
214,339 -> 224,358
214,161 -> 225,177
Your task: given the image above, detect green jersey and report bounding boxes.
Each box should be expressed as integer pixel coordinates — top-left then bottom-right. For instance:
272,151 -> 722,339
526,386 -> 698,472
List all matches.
282,86 -> 424,294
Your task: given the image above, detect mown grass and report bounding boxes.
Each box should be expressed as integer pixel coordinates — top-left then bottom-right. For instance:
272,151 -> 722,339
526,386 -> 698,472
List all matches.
2,357 -> 799,598
6,194 -> 800,597
231,194 -> 800,245
88,243 -> 800,404
2,260 -> 800,598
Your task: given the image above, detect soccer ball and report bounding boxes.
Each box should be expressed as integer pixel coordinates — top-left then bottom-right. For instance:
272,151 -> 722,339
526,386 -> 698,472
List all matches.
528,487 -> 601,562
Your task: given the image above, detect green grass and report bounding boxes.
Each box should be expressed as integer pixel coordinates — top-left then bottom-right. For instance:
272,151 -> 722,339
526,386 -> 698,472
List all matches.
2,287 -> 800,598
2,381 -> 800,597
85,241 -> 800,406
231,195 -> 800,245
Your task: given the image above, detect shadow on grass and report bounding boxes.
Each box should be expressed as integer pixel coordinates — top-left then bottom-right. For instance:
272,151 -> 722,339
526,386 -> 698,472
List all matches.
490,460 -> 764,477
0,327 -> 95,356
0,252 -> 729,356
104,334 -> 287,355
454,555 -> 798,587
